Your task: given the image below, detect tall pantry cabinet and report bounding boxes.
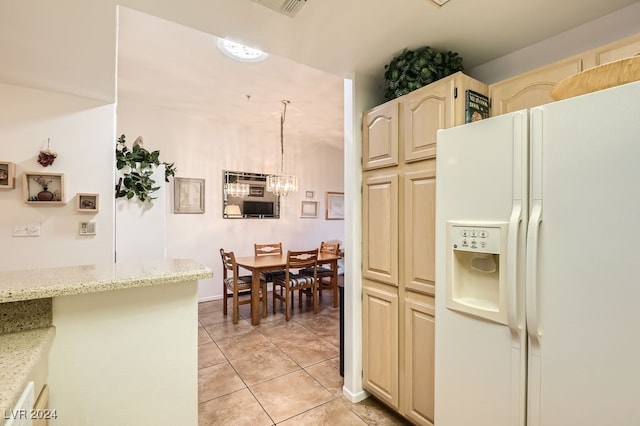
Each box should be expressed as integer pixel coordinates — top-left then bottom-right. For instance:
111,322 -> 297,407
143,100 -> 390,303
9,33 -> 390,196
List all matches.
361,72 -> 488,425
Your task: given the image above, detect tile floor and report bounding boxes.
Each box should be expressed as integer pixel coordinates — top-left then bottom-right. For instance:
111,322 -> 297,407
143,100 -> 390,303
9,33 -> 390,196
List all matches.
198,288 -> 410,425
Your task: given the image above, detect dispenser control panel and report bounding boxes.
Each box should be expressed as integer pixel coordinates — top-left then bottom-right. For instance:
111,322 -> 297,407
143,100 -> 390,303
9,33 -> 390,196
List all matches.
450,225 -> 502,254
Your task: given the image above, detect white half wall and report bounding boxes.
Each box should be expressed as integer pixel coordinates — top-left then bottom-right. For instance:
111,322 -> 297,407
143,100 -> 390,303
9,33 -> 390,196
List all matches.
0,83 -> 115,271
116,100 -> 345,301
49,281 -> 198,426
115,165 -> 166,263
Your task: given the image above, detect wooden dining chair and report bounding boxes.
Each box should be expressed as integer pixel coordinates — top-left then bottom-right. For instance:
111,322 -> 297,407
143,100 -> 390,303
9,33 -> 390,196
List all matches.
300,241 -> 340,308
254,242 -> 286,286
220,248 -> 267,324
272,249 -> 319,321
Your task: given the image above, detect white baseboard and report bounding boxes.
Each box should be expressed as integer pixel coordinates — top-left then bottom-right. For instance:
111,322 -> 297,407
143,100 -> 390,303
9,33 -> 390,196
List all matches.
342,386 -> 369,403
197,295 -> 222,303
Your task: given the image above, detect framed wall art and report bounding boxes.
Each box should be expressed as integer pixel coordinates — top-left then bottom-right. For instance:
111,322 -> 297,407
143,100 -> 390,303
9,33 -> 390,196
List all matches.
300,200 -> 318,218
23,172 -> 65,205
77,193 -> 99,212
325,191 -> 344,220
174,177 -> 205,214
0,161 -> 15,189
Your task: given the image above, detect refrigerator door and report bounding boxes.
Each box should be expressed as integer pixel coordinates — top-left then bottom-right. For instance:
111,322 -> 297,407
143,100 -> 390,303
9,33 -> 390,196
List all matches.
435,111 -> 528,426
527,81 -> 640,426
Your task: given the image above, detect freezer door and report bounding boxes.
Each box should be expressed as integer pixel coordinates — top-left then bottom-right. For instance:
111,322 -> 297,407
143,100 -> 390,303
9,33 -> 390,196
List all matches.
527,81 -> 640,426
435,111 -> 528,426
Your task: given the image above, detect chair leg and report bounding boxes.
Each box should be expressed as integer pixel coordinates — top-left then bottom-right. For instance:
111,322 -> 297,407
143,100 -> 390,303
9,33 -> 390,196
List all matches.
232,291 -> 239,324
285,287 -> 291,321
262,283 -> 268,318
313,282 -> 319,314
272,283 -> 277,314
333,283 -> 339,308
223,286 -> 228,316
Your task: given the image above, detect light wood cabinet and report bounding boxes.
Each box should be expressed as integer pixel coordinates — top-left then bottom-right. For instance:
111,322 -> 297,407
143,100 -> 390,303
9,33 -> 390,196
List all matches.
489,56 -> 583,116
362,72 -> 487,424
362,100 -> 400,170
403,163 -> 437,295
362,172 -> 399,286
403,292 -> 436,426
362,279 -> 399,409
489,32 -> 640,115
404,73 -> 487,162
403,80 -> 449,162
589,32 -> 640,67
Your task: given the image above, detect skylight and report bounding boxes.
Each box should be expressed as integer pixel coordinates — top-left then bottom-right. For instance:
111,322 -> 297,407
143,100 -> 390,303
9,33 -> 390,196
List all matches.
216,38 -> 269,62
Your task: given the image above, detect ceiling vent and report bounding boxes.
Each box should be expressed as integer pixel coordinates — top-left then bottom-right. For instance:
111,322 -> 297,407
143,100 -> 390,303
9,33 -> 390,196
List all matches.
250,0 -> 308,17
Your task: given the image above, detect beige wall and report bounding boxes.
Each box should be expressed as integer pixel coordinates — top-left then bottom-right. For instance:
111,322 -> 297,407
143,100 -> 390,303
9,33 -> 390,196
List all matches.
0,83 -> 115,270
116,99 -> 345,301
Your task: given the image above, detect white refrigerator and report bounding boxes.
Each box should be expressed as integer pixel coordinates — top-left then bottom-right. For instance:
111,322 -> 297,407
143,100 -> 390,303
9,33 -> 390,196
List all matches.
434,80 -> 640,426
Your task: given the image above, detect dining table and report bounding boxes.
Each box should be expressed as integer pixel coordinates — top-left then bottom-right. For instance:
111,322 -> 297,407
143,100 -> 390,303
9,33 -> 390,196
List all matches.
235,251 -> 342,325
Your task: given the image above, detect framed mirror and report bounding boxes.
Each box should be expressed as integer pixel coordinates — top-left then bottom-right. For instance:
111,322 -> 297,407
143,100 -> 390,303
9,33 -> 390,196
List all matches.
223,170 -> 280,219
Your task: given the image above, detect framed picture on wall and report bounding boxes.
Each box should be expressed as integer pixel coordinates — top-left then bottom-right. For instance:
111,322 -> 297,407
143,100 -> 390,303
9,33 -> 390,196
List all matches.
174,177 -> 205,214
300,201 -> 318,218
325,191 -> 344,220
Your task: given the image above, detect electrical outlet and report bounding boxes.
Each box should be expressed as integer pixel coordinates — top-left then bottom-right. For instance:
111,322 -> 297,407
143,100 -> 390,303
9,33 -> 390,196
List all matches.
13,224 -> 40,237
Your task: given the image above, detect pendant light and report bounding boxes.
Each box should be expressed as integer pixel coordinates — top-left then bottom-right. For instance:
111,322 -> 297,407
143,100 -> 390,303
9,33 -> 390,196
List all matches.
266,100 -> 298,196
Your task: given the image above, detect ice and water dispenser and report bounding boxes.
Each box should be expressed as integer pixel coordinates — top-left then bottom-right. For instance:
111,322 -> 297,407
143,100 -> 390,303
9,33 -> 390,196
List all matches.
446,222 -> 509,325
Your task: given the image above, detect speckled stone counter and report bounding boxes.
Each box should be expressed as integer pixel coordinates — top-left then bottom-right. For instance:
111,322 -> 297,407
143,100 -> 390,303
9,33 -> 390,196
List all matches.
0,258 -> 213,303
0,327 -> 55,423
0,259 -> 212,425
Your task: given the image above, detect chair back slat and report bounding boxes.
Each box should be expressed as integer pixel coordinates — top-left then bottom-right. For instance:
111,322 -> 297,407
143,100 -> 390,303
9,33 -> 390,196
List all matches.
254,243 -> 283,256
287,249 -> 319,270
320,241 -> 340,255
220,249 -> 236,274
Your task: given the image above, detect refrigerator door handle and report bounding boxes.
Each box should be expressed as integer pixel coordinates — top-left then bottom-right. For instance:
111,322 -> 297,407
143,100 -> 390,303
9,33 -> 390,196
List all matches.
506,201 -> 522,335
526,200 -> 542,348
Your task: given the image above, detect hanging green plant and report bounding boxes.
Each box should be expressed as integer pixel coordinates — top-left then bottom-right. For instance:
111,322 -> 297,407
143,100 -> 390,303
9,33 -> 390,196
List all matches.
115,134 -> 176,203
383,46 -> 464,100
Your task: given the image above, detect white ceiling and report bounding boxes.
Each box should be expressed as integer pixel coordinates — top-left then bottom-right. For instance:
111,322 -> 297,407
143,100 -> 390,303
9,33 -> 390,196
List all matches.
114,0 -> 638,150
116,8 -> 346,149
1,0 -> 638,149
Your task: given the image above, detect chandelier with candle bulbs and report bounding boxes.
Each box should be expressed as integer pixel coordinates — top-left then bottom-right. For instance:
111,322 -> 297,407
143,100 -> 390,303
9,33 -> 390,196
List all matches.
266,100 -> 298,197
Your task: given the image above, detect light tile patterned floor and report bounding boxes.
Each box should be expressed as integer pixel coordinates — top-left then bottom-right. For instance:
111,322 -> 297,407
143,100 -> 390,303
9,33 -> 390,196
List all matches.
198,289 -> 410,425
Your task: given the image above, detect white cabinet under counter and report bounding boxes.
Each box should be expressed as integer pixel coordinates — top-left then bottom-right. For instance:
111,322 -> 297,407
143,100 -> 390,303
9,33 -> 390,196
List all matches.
0,259 -> 212,426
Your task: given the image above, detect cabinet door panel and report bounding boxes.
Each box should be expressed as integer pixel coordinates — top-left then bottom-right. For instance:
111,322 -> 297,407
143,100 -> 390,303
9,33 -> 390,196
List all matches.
596,41 -> 640,65
404,292 -> 435,426
403,165 -> 436,295
363,173 -> 399,286
404,80 -> 450,162
363,280 -> 399,409
594,33 -> 640,65
363,101 -> 399,170
490,58 -> 582,115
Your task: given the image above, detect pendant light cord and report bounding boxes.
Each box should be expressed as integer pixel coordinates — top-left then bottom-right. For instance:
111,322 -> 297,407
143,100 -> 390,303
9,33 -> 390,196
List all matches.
280,100 -> 289,175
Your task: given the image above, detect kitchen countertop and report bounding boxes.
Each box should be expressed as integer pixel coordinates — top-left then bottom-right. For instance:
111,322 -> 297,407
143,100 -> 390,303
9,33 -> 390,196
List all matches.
0,327 -> 55,424
0,258 -> 213,303
0,259 -> 212,422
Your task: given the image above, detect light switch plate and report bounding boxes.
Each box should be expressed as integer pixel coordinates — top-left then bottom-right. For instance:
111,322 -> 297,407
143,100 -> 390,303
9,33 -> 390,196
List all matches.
13,224 -> 40,237
79,221 -> 96,236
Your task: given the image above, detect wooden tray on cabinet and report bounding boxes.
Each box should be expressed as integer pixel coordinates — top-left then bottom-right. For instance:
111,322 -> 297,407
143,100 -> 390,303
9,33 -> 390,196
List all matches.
551,56 -> 640,101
